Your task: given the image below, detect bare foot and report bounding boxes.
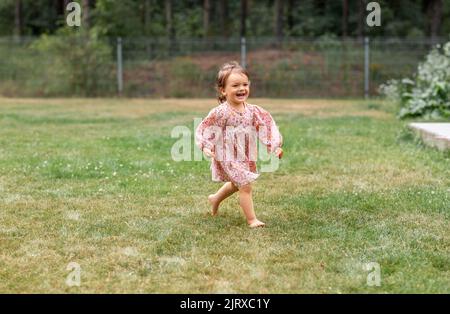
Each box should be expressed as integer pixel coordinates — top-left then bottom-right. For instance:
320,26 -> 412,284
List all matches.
208,194 -> 220,216
248,219 -> 265,228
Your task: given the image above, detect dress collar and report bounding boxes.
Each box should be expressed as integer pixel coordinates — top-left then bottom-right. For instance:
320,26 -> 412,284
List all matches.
225,101 -> 247,114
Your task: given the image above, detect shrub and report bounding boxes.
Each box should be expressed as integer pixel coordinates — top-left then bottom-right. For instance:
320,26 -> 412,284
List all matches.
31,27 -> 115,96
379,41 -> 450,120
166,57 -> 206,97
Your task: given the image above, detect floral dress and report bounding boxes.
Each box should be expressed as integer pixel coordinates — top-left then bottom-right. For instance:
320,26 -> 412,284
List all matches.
195,101 -> 283,187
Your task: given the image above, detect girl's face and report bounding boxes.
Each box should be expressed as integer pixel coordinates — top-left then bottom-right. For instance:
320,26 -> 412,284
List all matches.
221,72 -> 250,106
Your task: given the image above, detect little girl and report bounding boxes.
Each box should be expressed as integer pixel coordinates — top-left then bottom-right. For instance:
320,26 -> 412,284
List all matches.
195,61 -> 283,228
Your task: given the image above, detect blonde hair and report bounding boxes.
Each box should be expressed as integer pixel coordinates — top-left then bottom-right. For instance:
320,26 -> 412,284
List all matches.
215,61 -> 250,104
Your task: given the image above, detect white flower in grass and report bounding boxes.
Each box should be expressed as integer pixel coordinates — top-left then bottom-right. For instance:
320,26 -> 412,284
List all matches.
66,211 -> 80,221
122,247 -> 139,257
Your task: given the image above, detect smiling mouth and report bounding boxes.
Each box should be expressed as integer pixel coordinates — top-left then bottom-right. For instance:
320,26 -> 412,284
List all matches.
236,92 -> 246,97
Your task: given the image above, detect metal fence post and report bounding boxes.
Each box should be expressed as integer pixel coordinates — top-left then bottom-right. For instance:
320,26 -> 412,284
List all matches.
117,37 -> 123,95
364,36 -> 370,99
241,37 -> 246,68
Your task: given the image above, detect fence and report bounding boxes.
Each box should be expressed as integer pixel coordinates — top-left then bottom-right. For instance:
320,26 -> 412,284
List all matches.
0,36 -> 447,98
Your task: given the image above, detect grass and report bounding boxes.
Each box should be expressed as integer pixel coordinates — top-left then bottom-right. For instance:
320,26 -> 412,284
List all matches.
0,97 -> 449,293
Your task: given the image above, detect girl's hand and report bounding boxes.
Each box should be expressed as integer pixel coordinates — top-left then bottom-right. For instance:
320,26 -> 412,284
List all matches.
203,147 -> 216,159
275,147 -> 283,159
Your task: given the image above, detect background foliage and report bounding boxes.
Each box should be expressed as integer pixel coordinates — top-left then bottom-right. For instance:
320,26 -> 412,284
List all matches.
1,0 -> 450,39
380,41 -> 450,119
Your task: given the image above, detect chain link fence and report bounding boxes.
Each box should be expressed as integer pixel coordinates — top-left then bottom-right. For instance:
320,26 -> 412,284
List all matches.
0,36 -> 447,98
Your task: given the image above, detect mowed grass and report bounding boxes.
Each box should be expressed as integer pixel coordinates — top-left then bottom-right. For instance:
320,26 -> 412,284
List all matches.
0,97 -> 448,293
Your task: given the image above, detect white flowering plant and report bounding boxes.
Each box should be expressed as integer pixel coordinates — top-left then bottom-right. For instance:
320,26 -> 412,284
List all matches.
379,41 -> 450,120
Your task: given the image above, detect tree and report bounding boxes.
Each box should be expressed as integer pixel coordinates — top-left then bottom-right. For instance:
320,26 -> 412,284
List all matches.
287,0 -> 296,34
143,0 -> 150,35
218,0 -> 229,37
315,0 -> 326,15
165,0 -> 174,39
356,0 -> 364,39
342,0 -> 348,38
425,0 -> 443,43
1,0 -> 448,39
62,0 -> 71,18
274,0 -> 284,41
82,0 -> 90,28
14,0 -> 22,38
240,0 -> 247,37
203,0 -> 211,37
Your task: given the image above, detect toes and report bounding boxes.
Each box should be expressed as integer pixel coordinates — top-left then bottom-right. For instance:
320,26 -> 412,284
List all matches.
249,221 -> 265,228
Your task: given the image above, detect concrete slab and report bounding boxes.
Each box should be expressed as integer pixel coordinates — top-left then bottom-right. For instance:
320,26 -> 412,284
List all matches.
409,123 -> 450,151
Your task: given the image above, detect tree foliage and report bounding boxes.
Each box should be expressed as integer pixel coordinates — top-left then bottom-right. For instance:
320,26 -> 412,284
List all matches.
380,41 -> 450,120
31,26 -> 114,96
0,0 -> 449,38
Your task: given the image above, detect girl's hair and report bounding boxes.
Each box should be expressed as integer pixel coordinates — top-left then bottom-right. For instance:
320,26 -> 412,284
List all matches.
216,61 -> 250,104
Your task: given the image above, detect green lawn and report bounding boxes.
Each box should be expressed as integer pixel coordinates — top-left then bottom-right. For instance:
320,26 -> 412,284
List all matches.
0,98 -> 448,293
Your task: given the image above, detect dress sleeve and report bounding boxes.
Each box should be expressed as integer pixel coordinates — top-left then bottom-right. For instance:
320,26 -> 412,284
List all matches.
253,105 -> 283,153
195,107 -> 220,152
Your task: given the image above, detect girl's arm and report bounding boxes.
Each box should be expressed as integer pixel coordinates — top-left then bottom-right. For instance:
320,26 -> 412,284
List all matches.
253,105 -> 283,154
195,108 -> 220,157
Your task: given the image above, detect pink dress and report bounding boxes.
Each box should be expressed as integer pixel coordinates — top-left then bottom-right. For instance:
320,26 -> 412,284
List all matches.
195,101 -> 283,187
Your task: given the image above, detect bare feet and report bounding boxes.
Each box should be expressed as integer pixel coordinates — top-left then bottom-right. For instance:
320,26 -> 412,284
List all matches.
208,194 -> 220,216
248,219 -> 265,228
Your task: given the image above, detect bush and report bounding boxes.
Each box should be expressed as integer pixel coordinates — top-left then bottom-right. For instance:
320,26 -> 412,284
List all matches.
31,27 -> 115,96
379,41 -> 450,120
166,57 -> 207,97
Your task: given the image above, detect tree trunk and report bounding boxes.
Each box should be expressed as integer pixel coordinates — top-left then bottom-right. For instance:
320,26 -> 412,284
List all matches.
219,0 -> 229,37
274,0 -> 284,42
82,0 -> 90,28
342,0 -> 348,38
143,0 -> 150,35
426,0 -> 443,44
165,0 -> 175,55
203,0 -> 211,37
356,0 -> 364,39
165,0 -> 174,38
287,0 -> 295,34
240,0 -> 247,38
14,0 -> 23,39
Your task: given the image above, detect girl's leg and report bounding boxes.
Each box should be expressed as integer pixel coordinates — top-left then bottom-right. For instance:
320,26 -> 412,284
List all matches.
238,183 -> 265,228
208,182 -> 239,215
